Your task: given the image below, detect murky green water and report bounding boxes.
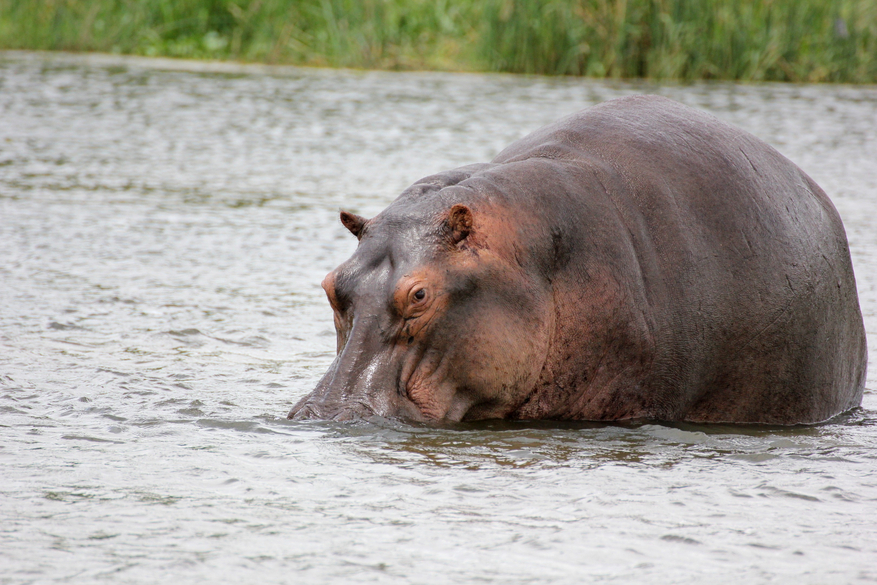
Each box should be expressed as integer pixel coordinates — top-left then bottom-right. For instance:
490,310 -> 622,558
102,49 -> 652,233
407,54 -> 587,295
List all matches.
1,51 -> 876,584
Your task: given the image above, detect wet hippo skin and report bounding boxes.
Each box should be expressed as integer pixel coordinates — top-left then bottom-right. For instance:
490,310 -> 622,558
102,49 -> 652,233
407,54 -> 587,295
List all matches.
288,95 -> 867,424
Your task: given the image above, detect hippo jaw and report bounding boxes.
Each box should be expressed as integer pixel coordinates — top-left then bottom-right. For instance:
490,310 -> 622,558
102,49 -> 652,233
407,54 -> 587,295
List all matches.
287,204 -> 552,423
287,330 -> 430,422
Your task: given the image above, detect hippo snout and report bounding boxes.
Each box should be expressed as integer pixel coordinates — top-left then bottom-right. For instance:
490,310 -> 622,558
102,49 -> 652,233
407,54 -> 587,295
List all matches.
286,401 -> 318,420
287,397 -> 377,422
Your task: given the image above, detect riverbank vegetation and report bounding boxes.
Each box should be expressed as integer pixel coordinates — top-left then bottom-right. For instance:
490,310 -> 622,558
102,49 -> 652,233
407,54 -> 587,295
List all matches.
2,0 -> 876,82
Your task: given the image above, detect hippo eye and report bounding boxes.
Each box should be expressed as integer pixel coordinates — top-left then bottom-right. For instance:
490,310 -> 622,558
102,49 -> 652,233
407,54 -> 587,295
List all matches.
401,284 -> 429,318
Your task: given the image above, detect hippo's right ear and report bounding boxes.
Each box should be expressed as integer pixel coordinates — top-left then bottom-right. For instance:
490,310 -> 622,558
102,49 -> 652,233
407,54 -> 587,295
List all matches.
339,210 -> 367,239
444,204 -> 473,245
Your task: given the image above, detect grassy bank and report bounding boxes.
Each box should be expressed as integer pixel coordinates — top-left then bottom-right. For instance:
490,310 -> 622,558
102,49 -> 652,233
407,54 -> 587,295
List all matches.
2,0 -> 876,82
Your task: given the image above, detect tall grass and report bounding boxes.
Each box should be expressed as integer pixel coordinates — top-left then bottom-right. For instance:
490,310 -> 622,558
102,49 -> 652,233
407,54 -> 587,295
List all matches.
2,0 -> 876,82
480,0 -> 877,81
0,0 -> 478,69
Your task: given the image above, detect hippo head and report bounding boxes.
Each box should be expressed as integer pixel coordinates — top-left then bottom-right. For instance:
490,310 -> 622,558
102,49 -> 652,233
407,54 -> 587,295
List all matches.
288,189 -> 552,422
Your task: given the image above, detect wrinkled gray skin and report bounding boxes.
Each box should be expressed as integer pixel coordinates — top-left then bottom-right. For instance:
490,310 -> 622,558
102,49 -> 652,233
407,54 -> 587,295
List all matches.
288,95 -> 866,424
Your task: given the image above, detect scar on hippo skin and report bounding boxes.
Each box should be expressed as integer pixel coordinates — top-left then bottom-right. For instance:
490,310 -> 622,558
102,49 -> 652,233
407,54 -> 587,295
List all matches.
340,210 -> 367,239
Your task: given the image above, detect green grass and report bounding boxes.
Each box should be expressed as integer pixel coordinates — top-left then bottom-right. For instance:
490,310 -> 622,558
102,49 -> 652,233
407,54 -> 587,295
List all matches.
2,0 -> 876,82
0,0 -> 479,70
480,0 -> 877,81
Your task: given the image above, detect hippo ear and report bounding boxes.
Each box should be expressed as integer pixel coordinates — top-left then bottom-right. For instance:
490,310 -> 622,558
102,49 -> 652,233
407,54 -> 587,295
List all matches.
339,210 -> 367,239
445,204 -> 473,245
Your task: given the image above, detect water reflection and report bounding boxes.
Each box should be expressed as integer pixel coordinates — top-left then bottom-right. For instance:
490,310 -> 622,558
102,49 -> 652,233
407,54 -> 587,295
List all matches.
311,414 -> 876,473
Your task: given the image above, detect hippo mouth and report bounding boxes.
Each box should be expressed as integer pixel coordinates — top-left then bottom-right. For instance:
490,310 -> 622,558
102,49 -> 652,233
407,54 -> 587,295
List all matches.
287,398 -> 379,422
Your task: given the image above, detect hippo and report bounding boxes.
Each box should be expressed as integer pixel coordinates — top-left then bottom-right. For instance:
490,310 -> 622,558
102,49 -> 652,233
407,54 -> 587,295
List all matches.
288,95 -> 866,424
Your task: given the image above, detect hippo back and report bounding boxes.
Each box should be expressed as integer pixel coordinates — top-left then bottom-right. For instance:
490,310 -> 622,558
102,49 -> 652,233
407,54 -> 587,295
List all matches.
488,95 -> 866,423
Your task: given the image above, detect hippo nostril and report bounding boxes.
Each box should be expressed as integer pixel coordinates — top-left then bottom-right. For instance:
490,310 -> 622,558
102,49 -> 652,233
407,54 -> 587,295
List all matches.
289,399 -> 377,422
328,400 -> 377,422
288,403 -> 319,420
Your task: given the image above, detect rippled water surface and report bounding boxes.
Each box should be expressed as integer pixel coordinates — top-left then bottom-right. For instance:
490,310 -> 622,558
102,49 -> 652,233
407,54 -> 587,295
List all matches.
2,52 -> 876,584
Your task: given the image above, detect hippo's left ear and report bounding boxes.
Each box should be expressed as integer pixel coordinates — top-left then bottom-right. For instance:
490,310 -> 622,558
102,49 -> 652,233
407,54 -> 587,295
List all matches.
340,210 -> 367,239
445,204 -> 473,245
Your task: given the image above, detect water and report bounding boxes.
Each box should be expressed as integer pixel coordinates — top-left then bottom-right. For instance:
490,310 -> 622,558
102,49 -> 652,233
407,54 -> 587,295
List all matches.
1,51 -> 876,584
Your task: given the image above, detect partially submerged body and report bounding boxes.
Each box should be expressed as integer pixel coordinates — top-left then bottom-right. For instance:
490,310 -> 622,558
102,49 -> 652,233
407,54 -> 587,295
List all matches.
288,95 -> 867,424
